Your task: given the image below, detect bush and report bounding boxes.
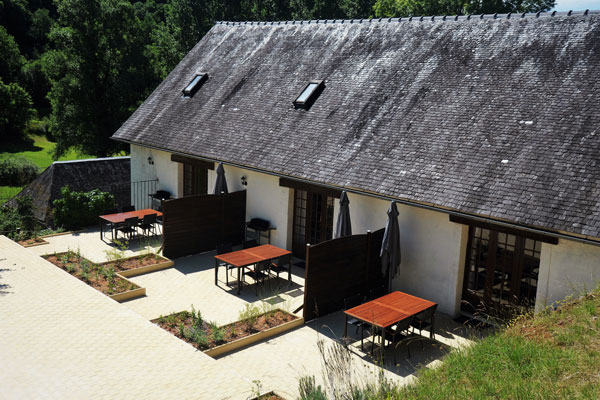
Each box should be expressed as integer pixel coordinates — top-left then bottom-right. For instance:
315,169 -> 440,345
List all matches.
0,156 -> 40,186
0,195 -> 37,240
53,186 -> 114,230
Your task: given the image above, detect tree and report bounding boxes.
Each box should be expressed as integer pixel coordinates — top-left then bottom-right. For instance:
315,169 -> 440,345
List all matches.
0,25 -> 24,82
0,78 -> 34,141
373,0 -> 554,17
45,0 -> 159,157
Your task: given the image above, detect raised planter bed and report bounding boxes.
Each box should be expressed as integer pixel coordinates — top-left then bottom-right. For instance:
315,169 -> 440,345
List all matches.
18,237 -> 49,247
107,254 -> 173,277
153,308 -> 303,358
42,251 -> 172,302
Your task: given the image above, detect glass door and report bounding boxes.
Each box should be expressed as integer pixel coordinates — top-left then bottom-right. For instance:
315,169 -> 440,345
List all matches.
292,189 -> 334,259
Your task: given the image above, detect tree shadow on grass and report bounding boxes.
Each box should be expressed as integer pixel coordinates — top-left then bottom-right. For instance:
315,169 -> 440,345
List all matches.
1,137 -> 42,153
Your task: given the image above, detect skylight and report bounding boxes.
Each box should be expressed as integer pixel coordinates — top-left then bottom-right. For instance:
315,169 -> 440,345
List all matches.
293,80 -> 324,109
183,73 -> 208,97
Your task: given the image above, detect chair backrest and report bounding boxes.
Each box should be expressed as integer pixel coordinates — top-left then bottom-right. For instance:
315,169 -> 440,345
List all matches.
243,240 -> 258,249
216,243 -> 232,255
344,293 -> 364,310
104,208 -> 118,215
122,205 -> 135,212
142,213 -> 157,224
418,305 -> 437,321
124,216 -> 139,227
276,253 -> 292,266
255,260 -> 270,273
394,316 -> 412,333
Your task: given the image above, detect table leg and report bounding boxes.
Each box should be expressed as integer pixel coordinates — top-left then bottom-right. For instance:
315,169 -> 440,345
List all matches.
343,315 -> 348,338
288,259 -> 292,283
214,259 -> 218,286
381,327 -> 386,363
237,267 -> 242,295
430,314 -> 434,339
100,219 -> 103,240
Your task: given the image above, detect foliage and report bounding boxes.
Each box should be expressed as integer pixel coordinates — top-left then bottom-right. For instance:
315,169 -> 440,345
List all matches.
0,156 -> 40,186
238,303 -> 262,332
0,78 -> 35,142
0,195 -> 37,240
45,0 -> 159,157
52,185 -> 115,229
373,0 -> 555,18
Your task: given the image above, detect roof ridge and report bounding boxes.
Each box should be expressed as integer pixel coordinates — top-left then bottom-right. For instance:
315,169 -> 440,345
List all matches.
216,9 -> 599,26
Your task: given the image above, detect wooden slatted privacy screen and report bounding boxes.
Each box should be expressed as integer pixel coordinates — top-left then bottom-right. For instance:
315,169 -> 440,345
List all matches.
162,190 -> 246,258
303,228 -> 385,321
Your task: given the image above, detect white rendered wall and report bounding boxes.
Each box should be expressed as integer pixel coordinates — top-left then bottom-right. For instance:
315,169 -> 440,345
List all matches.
208,165 -> 293,249
130,145 -> 181,209
333,192 -> 468,316
536,239 -> 600,310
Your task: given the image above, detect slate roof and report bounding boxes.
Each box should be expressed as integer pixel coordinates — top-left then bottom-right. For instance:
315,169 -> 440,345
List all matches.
112,12 -> 600,239
8,157 -> 131,225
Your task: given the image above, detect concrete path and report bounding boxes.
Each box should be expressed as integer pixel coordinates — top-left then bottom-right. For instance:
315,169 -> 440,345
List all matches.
0,236 -> 251,400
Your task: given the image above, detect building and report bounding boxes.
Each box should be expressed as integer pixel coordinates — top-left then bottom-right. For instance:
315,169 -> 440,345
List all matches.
112,12 -> 600,317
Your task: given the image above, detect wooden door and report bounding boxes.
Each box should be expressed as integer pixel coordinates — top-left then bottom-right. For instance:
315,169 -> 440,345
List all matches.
292,189 -> 334,259
183,164 -> 207,196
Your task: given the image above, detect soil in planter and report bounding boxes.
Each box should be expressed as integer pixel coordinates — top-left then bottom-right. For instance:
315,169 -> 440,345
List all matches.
43,252 -> 139,296
153,309 -> 297,351
103,253 -> 168,271
18,237 -> 47,247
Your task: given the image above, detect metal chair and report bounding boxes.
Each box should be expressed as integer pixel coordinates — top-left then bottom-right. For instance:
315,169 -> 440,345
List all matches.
216,243 -> 235,285
384,316 -> 413,364
343,293 -> 369,349
139,213 -> 158,237
410,305 -> 437,346
122,205 -> 135,212
243,259 -> 270,296
117,217 -> 138,240
269,253 -> 292,286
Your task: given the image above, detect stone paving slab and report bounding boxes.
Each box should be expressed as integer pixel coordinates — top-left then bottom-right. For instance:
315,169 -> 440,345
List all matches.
0,236 -> 251,400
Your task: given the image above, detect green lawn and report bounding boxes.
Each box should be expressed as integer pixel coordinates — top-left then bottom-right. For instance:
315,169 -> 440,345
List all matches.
0,135 -> 90,169
0,135 -> 92,202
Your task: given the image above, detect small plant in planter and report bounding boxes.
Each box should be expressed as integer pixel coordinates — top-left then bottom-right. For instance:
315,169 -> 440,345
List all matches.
238,303 -> 261,333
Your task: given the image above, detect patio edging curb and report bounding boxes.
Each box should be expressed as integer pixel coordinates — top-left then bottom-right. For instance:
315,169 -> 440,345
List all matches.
204,314 -> 304,358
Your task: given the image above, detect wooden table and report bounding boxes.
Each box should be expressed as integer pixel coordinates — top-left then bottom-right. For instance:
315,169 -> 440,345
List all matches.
214,244 -> 292,295
99,209 -> 163,241
344,291 -> 437,357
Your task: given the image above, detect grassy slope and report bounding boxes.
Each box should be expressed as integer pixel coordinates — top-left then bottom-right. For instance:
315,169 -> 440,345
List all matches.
399,290 -> 600,399
0,135 -> 90,200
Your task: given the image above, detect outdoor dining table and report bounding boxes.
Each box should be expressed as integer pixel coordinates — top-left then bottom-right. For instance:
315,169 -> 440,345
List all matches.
214,244 -> 292,295
343,291 -> 437,359
99,209 -> 162,241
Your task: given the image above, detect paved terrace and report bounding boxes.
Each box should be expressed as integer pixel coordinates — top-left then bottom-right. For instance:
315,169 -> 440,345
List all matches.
0,236 -> 249,399
6,230 -> 480,399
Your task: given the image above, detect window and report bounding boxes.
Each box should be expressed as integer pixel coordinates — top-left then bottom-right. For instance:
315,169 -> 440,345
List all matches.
293,80 -> 324,109
183,73 -> 208,97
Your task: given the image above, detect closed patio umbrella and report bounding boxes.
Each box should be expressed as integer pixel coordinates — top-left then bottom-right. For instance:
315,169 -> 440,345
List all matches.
334,191 -> 352,238
380,201 -> 401,292
213,163 -> 228,194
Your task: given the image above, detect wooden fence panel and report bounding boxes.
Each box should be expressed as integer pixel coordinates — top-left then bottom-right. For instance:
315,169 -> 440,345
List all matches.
162,190 -> 246,258
304,229 -> 385,321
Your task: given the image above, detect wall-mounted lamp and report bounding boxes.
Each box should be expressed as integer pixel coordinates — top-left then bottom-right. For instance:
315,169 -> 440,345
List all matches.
241,176 -> 248,186
147,156 -> 154,165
